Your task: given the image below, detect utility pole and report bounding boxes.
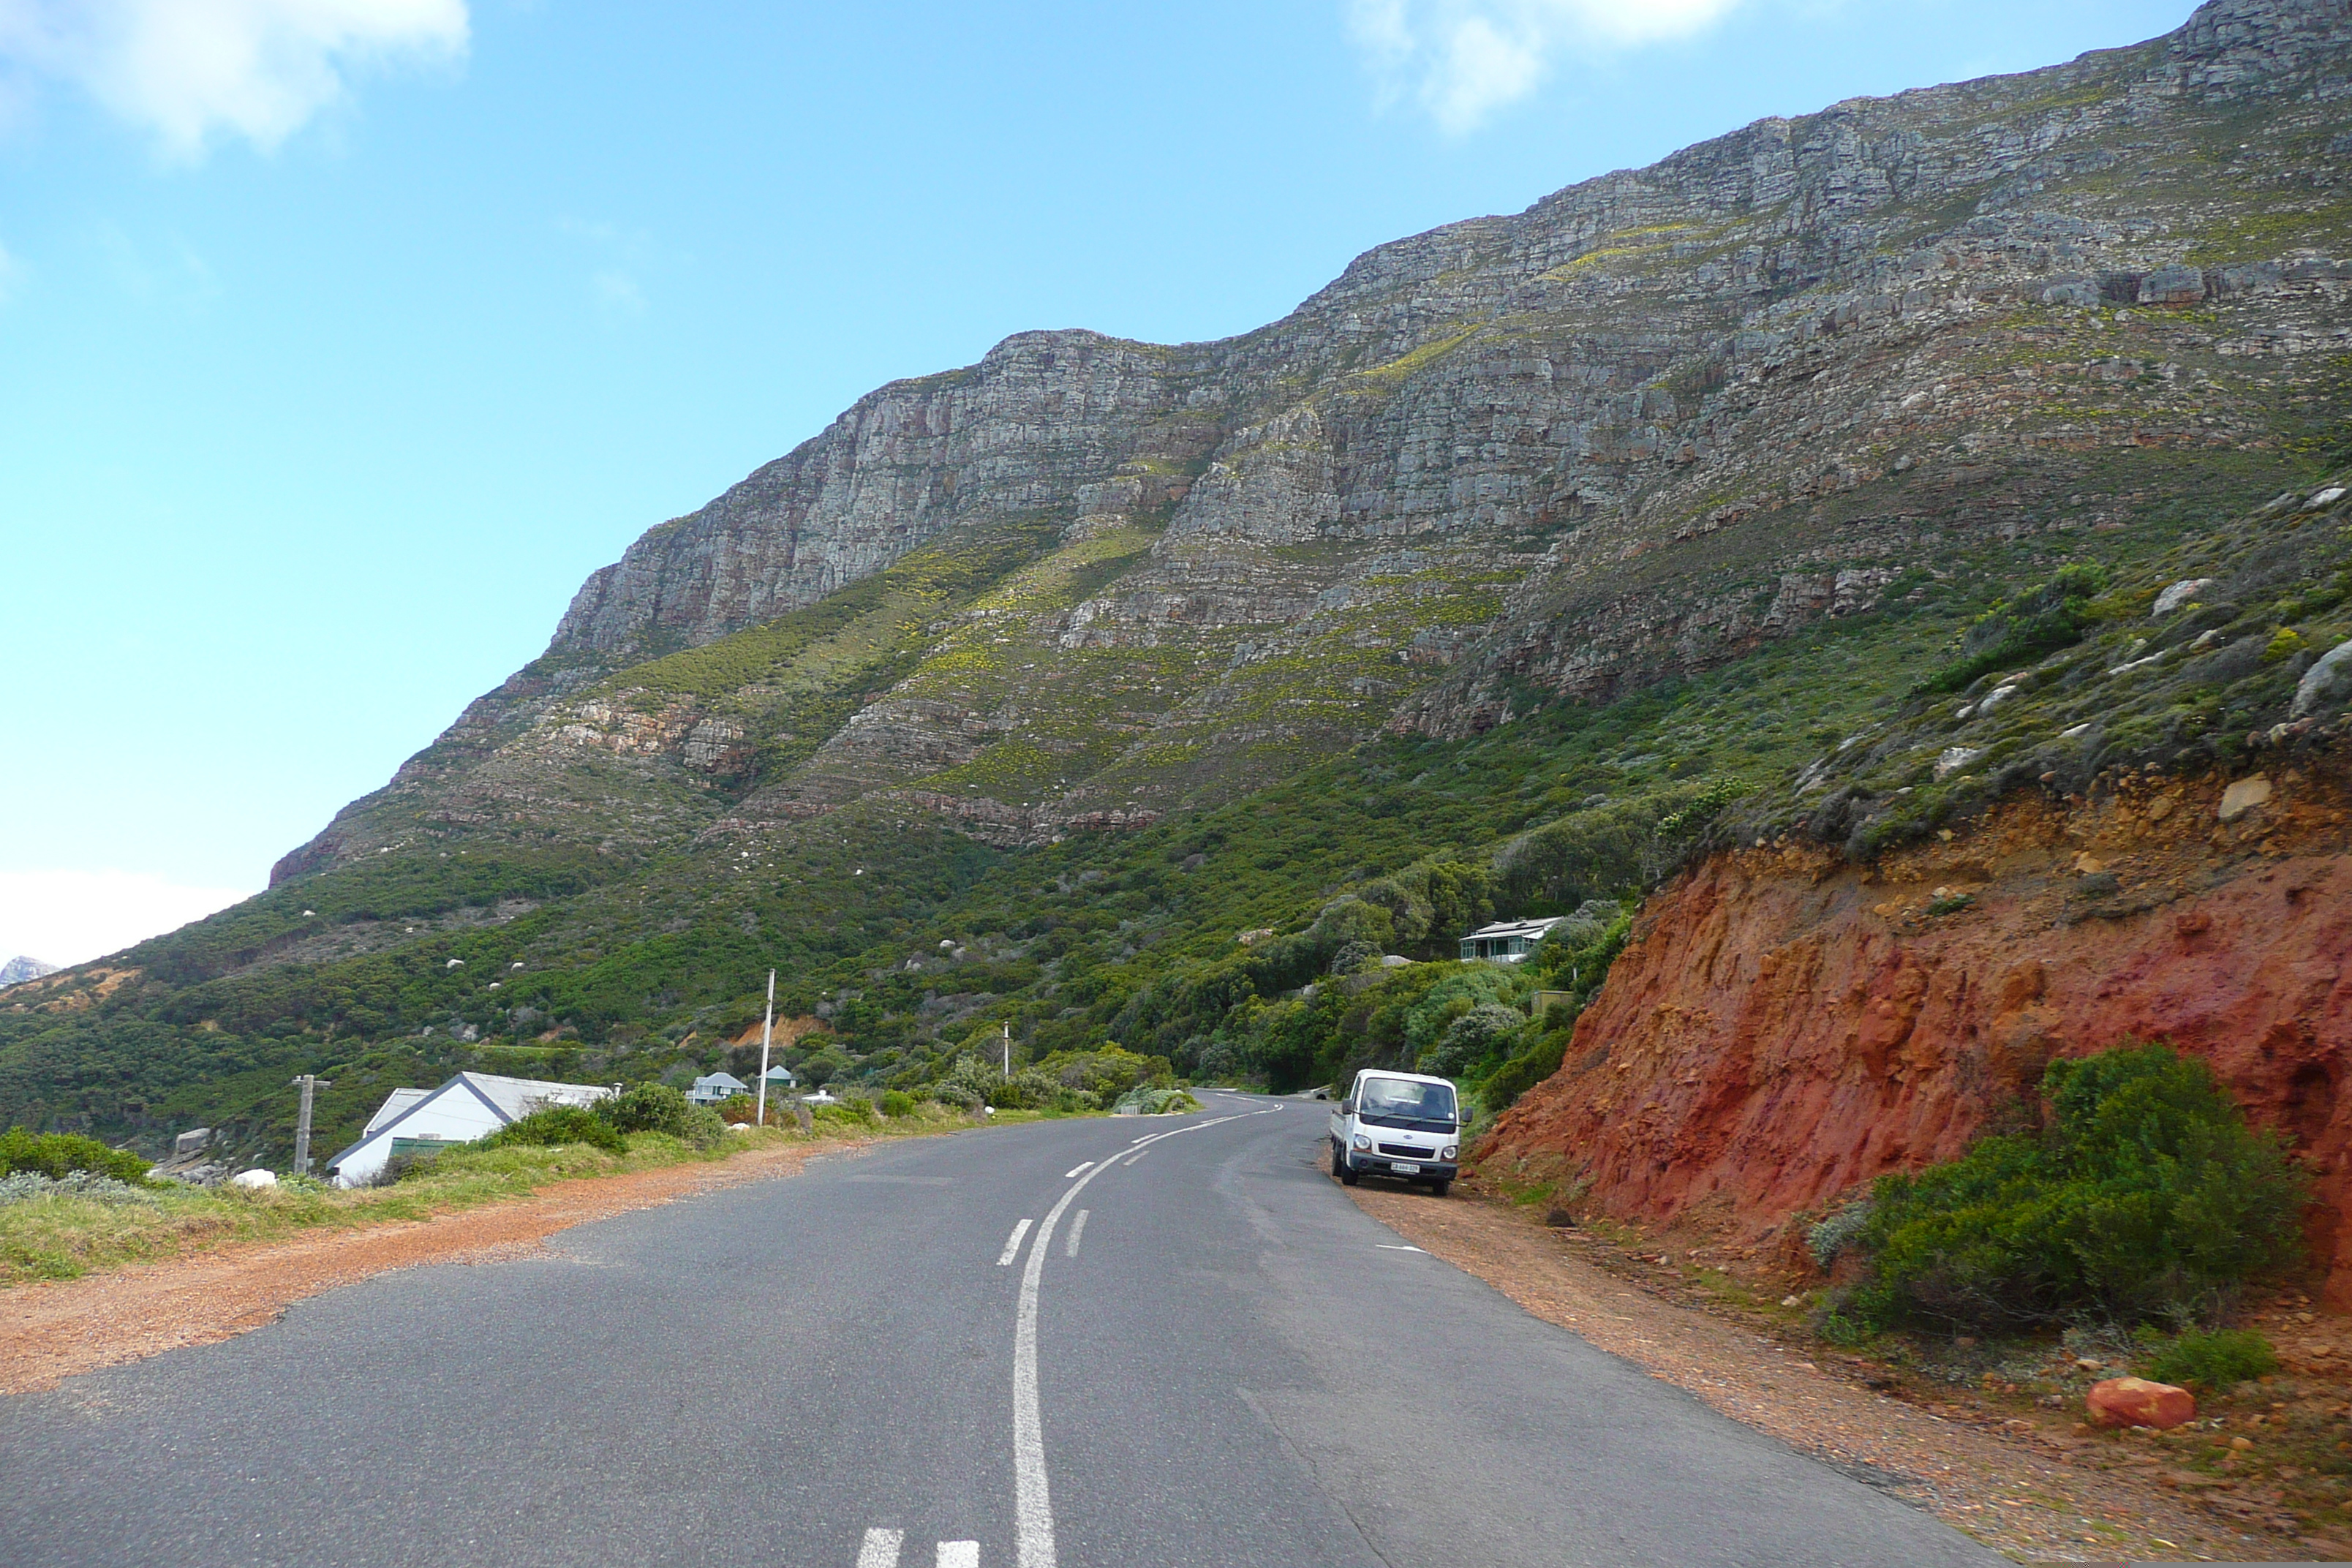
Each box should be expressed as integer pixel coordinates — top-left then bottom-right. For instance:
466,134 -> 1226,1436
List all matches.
1002,1020 -> 1011,1081
290,1074 -> 331,1176
755,970 -> 776,1128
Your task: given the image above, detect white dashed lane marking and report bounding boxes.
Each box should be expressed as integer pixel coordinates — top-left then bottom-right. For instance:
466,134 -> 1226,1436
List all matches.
1062,1162 -> 1093,1178
1064,1210 -> 1088,1258
1121,1150 -> 1147,1167
995,1218 -> 1033,1267
852,1531 -> 978,1567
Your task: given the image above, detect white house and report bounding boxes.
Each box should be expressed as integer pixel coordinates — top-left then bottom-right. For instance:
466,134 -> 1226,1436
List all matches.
1459,916 -> 1568,964
688,1071 -> 750,1105
327,1072 -> 614,1187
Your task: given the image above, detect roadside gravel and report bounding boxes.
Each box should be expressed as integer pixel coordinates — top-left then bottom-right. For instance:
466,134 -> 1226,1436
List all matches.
1349,1176 -> 2326,1564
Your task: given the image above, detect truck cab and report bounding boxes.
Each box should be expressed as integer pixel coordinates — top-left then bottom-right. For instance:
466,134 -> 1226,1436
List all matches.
1328,1069 -> 1462,1196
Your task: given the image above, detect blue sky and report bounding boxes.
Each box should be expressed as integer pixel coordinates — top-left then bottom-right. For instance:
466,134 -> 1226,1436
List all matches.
0,0 -> 2193,963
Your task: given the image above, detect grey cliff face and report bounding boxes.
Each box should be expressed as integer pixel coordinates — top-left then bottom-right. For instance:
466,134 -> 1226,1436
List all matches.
275,0 -> 2352,880
547,332 -> 1224,662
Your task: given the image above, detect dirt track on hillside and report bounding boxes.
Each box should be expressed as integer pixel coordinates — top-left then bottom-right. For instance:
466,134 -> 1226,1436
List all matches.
1349,1176 -> 2328,1564
0,1140 -> 859,1396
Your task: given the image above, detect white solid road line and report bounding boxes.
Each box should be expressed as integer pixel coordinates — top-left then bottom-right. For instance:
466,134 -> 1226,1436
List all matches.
996,1217 -> 1033,1267
936,1543 -> 979,1568
1010,1107 -> 1275,1568
856,1527 -> 902,1568
1062,1161 -> 1093,1178
1065,1209 -> 1088,1257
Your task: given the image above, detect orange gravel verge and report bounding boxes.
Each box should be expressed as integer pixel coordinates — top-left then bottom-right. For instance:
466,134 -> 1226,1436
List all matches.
1,1139 -> 865,1397
1347,1176 -> 2329,1565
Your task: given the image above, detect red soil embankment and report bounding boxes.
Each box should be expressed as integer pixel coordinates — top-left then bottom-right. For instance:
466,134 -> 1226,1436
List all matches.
1482,752 -> 2352,1297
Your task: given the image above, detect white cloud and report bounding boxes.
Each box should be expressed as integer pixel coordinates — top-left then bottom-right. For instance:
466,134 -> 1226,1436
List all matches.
0,868 -> 255,968
1349,0 -> 1746,133
0,0 -> 468,157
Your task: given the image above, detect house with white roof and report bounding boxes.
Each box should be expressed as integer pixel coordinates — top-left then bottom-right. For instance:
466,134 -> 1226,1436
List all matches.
688,1071 -> 750,1105
327,1072 -> 615,1187
1458,916 -> 1568,964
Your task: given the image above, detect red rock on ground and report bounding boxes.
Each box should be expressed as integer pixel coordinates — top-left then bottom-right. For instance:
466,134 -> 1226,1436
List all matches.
2087,1376 -> 2197,1429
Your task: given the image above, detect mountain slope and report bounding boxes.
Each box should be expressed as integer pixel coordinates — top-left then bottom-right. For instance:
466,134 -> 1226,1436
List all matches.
4,0 -> 2349,1168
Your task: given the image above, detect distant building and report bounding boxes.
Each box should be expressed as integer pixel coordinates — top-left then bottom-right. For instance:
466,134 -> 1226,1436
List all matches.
762,1065 -> 797,1089
327,1072 -> 615,1187
688,1071 -> 751,1105
1459,916 -> 1567,964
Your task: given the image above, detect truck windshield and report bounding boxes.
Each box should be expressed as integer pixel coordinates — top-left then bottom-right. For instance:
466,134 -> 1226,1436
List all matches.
1358,1078 -> 1456,1127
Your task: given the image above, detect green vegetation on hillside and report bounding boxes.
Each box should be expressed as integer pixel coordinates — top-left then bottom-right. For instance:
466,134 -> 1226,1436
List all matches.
4,462 -> 2345,1167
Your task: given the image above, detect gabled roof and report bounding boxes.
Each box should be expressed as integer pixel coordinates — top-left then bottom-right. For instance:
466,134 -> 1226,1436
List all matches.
693,1071 -> 750,1093
363,1088 -> 431,1135
459,1071 -> 611,1120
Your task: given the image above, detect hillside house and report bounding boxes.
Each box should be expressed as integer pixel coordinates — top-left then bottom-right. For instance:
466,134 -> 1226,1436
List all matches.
1459,916 -> 1567,964
689,1071 -> 750,1105
327,1072 -> 615,1187
762,1065 -> 797,1090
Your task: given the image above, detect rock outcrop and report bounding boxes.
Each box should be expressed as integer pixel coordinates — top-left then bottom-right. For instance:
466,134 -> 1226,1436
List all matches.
1480,751 -> 2352,1298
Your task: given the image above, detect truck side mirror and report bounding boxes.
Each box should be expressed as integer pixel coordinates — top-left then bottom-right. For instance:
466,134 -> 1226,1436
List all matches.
1339,1099 -> 1354,1115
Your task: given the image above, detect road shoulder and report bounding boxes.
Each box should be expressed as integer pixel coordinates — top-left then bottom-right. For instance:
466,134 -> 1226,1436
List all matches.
1345,1173 -> 2318,1564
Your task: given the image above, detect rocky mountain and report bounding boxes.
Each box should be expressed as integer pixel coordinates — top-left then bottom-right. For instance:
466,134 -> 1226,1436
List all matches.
0,957 -> 57,990
4,0 -> 2348,1189
272,0 -> 2351,875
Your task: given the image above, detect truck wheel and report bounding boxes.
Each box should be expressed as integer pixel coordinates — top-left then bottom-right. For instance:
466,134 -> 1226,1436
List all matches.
1337,1147 -> 1360,1187
1427,1179 -> 1451,1198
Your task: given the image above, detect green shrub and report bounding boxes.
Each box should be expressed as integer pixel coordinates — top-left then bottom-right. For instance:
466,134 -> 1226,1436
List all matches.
2144,1327 -> 2279,1391
880,1090 -> 915,1118
1419,1003 -> 1525,1078
477,1104 -> 627,1156
0,1127 -> 152,1186
715,1093 -> 758,1124
600,1084 -> 698,1137
1913,563 -> 2111,696
1480,1033 -> 1569,1113
1114,1086 -> 1200,1115
1844,1044 -> 2307,1331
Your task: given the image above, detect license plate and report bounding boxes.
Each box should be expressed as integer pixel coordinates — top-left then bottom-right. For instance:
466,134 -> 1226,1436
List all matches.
1390,1162 -> 1420,1175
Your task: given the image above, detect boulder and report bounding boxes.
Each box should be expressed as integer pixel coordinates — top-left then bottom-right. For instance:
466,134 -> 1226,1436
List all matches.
2291,639 -> 2352,717
2087,1376 -> 2195,1429
2152,578 -> 2217,617
228,1169 -> 279,1191
2218,774 -> 2272,821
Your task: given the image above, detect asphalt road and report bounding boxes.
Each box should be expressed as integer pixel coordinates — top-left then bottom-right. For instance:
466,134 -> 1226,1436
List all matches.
1,1095 -> 1999,1567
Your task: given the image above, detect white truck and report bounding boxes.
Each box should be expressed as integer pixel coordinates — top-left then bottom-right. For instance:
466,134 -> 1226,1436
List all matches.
1329,1068 -> 1462,1197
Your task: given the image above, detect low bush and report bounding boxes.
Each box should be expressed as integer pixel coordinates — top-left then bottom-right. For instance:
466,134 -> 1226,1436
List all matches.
0,1128 -> 152,1186
1114,1086 -> 1200,1115
880,1090 -> 915,1118
1842,1044 -> 2307,1332
2144,1327 -> 2280,1391
598,1084 -> 727,1148
476,1104 -> 627,1156
715,1093 -> 758,1124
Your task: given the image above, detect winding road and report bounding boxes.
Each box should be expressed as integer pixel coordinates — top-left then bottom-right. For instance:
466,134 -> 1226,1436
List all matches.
1,1096 -> 1997,1567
